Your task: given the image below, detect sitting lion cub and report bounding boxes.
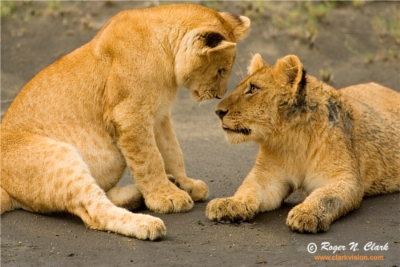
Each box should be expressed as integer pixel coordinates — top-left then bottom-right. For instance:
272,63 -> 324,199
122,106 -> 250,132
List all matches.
207,54 -> 400,233
1,4 -> 250,240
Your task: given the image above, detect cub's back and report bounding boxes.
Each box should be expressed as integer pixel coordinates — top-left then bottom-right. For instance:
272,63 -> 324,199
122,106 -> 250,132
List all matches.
339,82 -> 400,195
340,82 -> 400,117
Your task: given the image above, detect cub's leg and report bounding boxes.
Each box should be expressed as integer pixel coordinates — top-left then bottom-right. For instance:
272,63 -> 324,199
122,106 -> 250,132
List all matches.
106,184 -> 143,210
111,101 -> 193,214
1,133 -> 166,240
206,163 -> 290,221
105,175 -> 191,211
286,172 -> 363,233
155,113 -> 208,201
1,186 -> 21,214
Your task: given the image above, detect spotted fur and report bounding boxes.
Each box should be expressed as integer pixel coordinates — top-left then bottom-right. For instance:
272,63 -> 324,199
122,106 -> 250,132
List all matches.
0,4 -> 250,240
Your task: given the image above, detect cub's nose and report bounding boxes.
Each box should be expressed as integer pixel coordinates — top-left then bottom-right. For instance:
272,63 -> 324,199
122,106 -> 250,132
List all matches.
215,109 -> 228,119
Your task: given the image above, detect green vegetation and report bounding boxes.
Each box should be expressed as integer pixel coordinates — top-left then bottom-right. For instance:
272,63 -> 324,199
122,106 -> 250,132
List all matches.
319,68 -> 334,84
1,0 -> 18,18
372,5 -> 400,44
0,0 -> 64,20
240,1 -> 268,20
202,0 -> 221,11
344,40 -> 375,64
268,1 -> 336,45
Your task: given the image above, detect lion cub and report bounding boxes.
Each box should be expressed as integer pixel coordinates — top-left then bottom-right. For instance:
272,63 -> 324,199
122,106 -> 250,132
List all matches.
1,4 -> 250,240
207,54 -> 400,233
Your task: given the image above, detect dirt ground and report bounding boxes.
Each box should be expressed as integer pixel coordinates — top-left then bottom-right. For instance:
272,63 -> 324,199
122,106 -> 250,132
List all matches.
1,1 -> 399,266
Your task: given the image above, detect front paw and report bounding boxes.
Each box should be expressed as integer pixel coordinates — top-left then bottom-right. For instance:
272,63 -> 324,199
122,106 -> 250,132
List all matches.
206,197 -> 258,222
131,214 -> 167,240
286,204 -> 330,233
167,175 -> 208,202
189,179 -> 208,201
144,185 -> 193,214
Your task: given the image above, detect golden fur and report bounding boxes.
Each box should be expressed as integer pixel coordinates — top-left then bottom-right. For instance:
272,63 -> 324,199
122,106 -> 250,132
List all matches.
0,4 -> 250,240
206,54 -> 400,233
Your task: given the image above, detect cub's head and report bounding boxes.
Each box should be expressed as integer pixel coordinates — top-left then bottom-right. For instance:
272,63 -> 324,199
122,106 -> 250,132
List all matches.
175,12 -> 250,102
216,54 -> 309,144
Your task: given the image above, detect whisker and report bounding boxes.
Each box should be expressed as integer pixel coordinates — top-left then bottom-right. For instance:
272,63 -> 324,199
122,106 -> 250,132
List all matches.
184,76 -> 192,86
236,62 -> 244,80
198,98 -> 205,108
268,115 -> 280,134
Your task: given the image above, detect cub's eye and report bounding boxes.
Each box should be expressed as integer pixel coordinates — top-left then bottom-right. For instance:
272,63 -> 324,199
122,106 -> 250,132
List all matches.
218,68 -> 225,76
246,83 -> 259,95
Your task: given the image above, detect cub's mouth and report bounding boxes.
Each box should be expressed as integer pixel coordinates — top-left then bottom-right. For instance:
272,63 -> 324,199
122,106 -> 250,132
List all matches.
190,88 -> 216,102
222,124 -> 251,135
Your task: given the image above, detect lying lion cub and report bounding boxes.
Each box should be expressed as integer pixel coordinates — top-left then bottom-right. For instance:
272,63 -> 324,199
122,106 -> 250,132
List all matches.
207,54 -> 400,233
1,4 -> 250,240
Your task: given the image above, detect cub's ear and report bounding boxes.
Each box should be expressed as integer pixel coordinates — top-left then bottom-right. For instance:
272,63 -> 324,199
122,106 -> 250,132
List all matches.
273,55 -> 304,88
203,40 -> 236,54
199,32 -> 236,54
186,30 -> 236,55
248,53 -> 268,75
219,12 -> 251,40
